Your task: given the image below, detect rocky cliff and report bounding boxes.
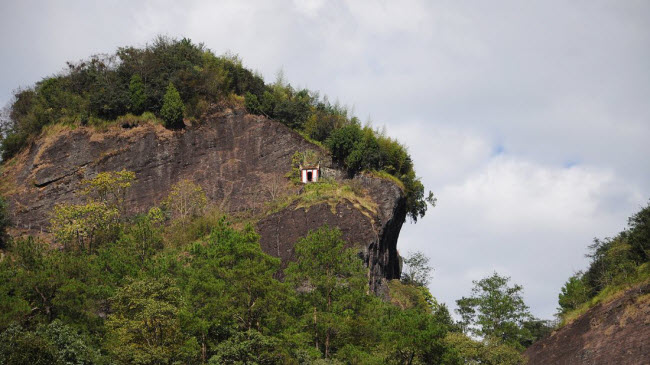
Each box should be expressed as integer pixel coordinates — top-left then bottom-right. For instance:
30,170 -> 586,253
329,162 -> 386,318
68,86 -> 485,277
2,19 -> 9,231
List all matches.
0,107 -> 405,293
525,282 -> 650,365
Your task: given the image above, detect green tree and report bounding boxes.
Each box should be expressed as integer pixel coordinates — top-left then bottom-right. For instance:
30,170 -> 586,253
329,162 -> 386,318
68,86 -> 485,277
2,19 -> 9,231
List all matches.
129,74 -> 147,114
50,201 -> 119,252
160,82 -> 185,129
163,179 -> 207,226
443,332 -> 523,365
81,169 -> 135,215
626,202 -> 650,264
455,272 -> 532,347
557,272 -> 589,314
105,277 -> 195,364
209,330 -> 282,365
181,219 -> 288,362
0,324 -> 58,365
326,123 -> 362,167
285,226 -> 367,359
401,251 -> 433,287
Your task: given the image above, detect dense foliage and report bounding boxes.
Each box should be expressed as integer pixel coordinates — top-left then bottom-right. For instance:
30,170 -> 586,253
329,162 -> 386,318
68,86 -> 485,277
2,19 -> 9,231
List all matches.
0,217 -> 510,364
0,171 -> 531,364
557,202 -> 650,318
0,36 -> 429,221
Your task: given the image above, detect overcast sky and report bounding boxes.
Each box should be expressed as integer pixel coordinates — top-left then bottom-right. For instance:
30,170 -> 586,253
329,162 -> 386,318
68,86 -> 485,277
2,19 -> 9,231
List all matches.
1,0 -> 649,319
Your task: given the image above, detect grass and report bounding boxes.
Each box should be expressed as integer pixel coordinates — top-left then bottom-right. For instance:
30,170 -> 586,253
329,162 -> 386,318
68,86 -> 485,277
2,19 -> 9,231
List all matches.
225,178 -> 379,229
366,170 -> 405,191
294,178 -> 377,220
560,263 -> 650,326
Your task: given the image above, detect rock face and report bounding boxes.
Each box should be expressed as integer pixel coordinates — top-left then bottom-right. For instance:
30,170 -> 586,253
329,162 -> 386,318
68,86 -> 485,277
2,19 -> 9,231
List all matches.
0,107 -> 405,293
257,174 -> 405,295
525,283 -> 650,365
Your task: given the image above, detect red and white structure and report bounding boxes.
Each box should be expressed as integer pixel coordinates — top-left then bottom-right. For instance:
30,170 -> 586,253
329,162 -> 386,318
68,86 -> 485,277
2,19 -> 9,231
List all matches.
300,164 -> 320,183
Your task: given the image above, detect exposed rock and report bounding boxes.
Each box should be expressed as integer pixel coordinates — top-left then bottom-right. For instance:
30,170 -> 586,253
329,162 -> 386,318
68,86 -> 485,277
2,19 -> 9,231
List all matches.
0,107 -> 406,293
257,174 -> 405,296
525,283 -> 650,365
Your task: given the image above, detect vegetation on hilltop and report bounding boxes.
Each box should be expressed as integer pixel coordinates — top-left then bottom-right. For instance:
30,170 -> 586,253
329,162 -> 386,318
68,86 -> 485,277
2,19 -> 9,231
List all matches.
0,36 -> 430,221
557,202 -> 650,323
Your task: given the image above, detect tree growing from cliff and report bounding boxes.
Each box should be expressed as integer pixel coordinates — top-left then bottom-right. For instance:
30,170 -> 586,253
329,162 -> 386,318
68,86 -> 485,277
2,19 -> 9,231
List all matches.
456,272 -> 532,348
81,169 -> 135,215
50,170 -> 136,252
160,82 -> 185,129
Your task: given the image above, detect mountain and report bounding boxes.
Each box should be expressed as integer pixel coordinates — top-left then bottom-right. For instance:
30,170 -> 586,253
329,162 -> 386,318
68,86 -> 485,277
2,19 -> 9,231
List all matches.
0,105 -> 405,294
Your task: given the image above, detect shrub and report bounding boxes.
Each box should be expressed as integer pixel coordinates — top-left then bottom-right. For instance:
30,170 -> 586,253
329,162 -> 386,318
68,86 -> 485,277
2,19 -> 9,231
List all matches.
128,74 -> 146,114
160,83 -> 185,129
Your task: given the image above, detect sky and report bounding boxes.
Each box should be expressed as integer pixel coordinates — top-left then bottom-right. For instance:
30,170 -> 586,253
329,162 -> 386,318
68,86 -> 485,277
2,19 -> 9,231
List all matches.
1,0 -> 649,319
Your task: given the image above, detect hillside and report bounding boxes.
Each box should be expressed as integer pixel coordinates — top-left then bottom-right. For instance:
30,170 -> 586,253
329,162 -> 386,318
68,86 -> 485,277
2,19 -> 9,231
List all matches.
525,282 -> 650,364
1,105 -> 405,294
0,37 -> 543,364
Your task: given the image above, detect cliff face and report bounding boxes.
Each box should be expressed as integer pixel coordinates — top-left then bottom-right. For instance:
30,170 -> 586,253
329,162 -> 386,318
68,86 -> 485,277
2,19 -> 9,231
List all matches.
525,283 -> 650,365
0,107 -> 405,293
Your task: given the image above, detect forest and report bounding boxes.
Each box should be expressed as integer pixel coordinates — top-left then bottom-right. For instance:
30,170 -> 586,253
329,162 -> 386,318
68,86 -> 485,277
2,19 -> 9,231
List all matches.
0,171 -> 547,364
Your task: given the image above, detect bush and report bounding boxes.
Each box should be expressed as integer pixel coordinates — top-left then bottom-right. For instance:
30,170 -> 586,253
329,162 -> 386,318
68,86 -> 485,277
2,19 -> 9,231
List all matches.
128,74 -> 146,114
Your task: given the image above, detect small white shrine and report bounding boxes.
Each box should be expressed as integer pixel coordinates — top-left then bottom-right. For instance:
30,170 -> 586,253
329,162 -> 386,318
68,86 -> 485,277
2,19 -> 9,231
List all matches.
300,164 -> 320,183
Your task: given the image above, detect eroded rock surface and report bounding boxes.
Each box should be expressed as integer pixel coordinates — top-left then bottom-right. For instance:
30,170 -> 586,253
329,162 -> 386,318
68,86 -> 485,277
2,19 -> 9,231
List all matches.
1,107 -> 406,293
525,283 -> 650,365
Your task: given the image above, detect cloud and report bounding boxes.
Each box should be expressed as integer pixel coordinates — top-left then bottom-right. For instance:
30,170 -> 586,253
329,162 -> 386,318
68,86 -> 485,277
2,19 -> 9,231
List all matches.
400,152 -> 643,318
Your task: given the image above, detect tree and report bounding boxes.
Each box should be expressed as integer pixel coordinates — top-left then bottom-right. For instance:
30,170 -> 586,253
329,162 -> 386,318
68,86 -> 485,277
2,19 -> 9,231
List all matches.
128,74 -> 146,114
325,123 -> 362,165
209,330 -> 282,365
160,82 -> 185,129
401,251 -> 433,287
163,179 -> 207,226
557,272 -> 589,314
105,277 -> 195,364
455,272 -> 532,347
181,219 -> 286,362
627,201 -> 650,264
81,169 -> 135,214
285,226 -> 367,359
50,201 -> 119,252
443,332 -> 523,365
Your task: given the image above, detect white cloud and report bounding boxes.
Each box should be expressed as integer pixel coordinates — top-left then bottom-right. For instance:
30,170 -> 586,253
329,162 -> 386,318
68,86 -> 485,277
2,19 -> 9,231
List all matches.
399,154 -> 643,318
